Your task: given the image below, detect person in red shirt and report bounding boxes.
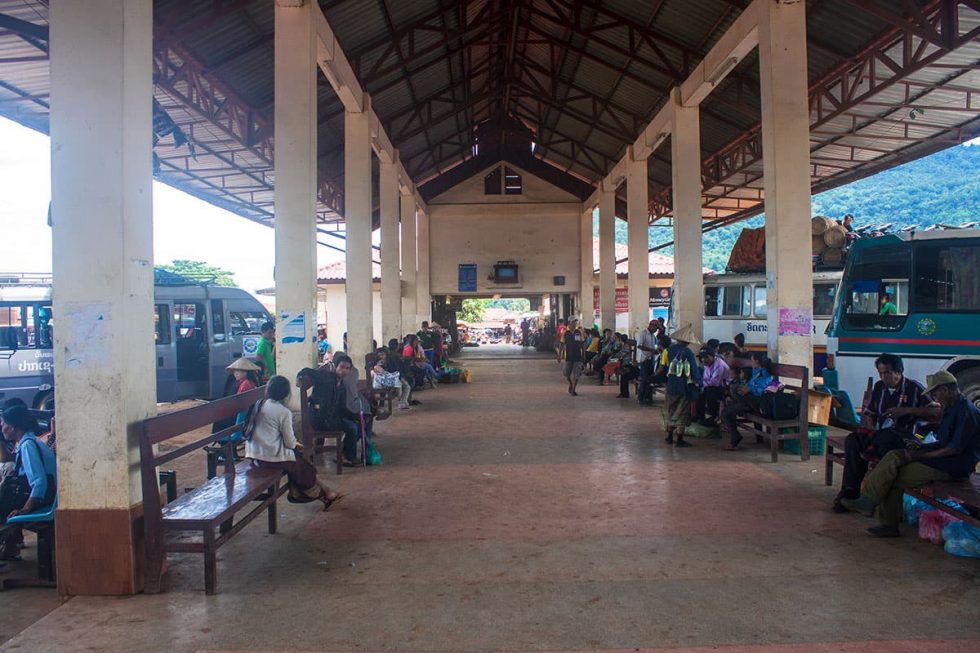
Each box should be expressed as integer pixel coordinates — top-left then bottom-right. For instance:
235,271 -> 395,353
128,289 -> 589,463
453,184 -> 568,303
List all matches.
227,357 -> 261,394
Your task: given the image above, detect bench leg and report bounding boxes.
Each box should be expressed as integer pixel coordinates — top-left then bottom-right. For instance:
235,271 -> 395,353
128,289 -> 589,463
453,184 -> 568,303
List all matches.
799,430 -> 811,462
218,515 -> 234,535
267,485 -> 278,534
825,443 -> 835,486
206,450 -> 219,480
36,525 -> 56,583
770,434 -> 779,463
335,433 -> 343,475
203,528 -> 217,595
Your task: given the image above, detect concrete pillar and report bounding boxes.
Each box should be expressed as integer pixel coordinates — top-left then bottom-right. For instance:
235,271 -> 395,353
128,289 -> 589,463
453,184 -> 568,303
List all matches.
379,159 -> 400,346
670,88 -> 704,342
626,149 -> 649,337
49,0 -> 154,595
345,97 -> 374,364
400,192 -> 418,334
598,185 -> 616,332
759,0 -> 813,369
274,0 -> 318,394
416,208 -> 431,323
579,206 -> 593,325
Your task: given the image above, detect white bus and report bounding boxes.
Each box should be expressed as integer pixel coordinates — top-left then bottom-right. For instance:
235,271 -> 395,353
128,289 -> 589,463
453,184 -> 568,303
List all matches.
700,270 -> 842,369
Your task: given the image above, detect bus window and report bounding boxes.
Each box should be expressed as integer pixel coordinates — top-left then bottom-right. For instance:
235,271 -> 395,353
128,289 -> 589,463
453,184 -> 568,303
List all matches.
704,287 -> 721,317
813,284 -> 837,317
753,286 -> 767,318
229,311 -> 267,336
211,299 -> 226,343
722,285 -> 750,317
842,245 -> 909,330
914,244 -> 980,312
154,304 -> 172,344
0,305 -> 26,345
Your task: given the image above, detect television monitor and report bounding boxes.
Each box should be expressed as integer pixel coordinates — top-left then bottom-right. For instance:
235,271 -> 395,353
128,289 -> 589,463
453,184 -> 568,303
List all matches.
493,264 -> 518,283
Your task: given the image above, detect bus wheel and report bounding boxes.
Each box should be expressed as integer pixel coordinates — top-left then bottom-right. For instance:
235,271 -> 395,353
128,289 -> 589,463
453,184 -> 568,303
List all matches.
35,390 -> 55,411
956,367 -> 980,410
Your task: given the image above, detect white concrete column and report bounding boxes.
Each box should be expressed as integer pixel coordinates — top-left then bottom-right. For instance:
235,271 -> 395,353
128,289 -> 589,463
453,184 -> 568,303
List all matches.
400,192 -> 418,333
579,206 -> 594,324
598,185 -> 616,332
626,149 -> 649,337
670,88 -> 704,342
274,0 -> 318,393
416,208 -> 431,323
759,0 -> 813,369
345,97 -> 374,364
379,159 -> 400,346
49,0 -> 154,595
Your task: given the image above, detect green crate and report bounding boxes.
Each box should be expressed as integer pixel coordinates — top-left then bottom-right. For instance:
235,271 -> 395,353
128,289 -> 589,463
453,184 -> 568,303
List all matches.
782,425 -> 827,456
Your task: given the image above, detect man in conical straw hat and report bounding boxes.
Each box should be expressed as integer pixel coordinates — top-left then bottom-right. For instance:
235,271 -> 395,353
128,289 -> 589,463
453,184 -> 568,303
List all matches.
662,324 -> 703,448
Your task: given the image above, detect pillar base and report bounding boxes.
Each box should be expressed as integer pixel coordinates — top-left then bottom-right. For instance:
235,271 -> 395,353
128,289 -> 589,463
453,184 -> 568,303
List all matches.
56,505 -> 144,596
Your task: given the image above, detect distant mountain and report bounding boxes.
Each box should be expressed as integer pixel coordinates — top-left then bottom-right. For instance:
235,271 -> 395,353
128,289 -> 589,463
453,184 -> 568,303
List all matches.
607,143 -> 980,272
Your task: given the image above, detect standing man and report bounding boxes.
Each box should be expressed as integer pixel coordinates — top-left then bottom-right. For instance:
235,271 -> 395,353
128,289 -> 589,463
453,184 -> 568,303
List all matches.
255,321 -> 276,381
562,317 -> 586,396
636,319 -> 659,405
842,370 -> 980,537
521,319 -> 530,347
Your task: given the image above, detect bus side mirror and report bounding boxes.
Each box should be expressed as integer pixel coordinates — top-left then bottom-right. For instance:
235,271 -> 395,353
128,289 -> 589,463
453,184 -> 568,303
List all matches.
0,327 -> 19,355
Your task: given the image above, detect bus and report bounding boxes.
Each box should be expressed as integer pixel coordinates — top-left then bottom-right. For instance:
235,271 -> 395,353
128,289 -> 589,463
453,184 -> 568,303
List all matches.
826,230 -> 980,408
701,270 -> 841,369
0,272 -> 273,408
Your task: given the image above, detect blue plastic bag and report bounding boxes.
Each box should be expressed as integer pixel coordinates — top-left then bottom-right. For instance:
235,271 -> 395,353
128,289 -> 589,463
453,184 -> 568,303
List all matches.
942,521 -> 980,558
903,495 -> 930,525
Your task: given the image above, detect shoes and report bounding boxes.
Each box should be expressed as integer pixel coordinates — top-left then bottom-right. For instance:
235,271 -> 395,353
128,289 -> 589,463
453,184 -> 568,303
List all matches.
831,499 -> 851,514
398,404 -> 411,410
840,495 -> 877,517
867,524 -> 900,538
409,400 -> 421,406
616,394 -> 629,399
675,440 -> 693,448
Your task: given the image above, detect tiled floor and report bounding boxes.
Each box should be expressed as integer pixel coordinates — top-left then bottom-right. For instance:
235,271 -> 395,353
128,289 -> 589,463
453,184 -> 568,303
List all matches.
4,346 -> 979,652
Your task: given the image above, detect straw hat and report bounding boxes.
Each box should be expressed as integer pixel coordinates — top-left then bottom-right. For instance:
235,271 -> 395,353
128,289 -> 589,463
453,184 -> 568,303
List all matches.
668,324 -> 701,346
227,357 -> 260,372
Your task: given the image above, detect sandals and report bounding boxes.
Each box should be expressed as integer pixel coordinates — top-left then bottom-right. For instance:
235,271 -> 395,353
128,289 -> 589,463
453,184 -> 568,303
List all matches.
721,443 -> 741,451
321,492 -> 345,512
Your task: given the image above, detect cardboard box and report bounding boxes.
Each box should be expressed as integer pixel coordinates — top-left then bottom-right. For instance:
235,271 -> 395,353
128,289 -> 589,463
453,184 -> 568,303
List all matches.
808,389 -> 834,425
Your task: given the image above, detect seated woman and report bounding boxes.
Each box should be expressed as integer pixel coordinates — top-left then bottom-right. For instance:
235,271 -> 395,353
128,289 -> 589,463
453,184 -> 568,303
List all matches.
373,347 -> 413,410
697,348 -> 730,426
597,333 -> 624,385
0,405 -> 57,561
721,352 -> 774,451
245,376 -> 342,510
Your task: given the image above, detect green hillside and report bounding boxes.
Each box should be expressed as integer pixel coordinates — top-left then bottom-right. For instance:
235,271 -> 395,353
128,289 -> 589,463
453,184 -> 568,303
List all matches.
601,143 -> 980,272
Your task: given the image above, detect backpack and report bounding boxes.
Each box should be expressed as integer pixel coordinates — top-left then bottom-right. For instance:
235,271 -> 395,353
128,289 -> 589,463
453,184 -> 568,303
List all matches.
760,391 -> 799,421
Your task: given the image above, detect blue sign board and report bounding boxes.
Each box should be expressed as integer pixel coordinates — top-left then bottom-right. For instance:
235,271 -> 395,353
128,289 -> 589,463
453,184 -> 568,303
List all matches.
458,264 -> 477,292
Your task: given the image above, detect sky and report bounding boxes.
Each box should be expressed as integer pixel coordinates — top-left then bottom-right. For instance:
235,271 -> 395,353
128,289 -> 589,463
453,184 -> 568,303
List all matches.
0,116 -> 346,295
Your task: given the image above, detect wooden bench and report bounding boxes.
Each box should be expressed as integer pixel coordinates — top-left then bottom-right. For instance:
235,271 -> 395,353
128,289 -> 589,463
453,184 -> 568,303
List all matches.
139,386 -> 288,595
730,358 -> 810,462
906,475 -> 980,529
825,377 -> 875,486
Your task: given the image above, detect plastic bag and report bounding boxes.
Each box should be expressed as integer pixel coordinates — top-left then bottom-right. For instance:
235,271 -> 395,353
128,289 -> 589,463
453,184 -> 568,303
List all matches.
365,440 -> 381,466
903,494 -> 931,525
918,509 -> 962,544
372,371 -> 400,389
943,521 -> 980,558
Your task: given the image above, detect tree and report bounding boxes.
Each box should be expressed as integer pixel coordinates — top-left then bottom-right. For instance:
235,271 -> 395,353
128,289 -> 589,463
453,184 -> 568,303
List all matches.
459,298 -> 489,323
158,259 -> 237,286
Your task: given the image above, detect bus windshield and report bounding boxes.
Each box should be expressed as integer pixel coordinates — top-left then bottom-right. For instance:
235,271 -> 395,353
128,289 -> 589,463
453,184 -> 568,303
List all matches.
840,244 -> 910,330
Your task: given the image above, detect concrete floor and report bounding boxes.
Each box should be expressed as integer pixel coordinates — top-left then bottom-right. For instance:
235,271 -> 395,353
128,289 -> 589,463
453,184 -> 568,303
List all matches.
2,345 -> 979,653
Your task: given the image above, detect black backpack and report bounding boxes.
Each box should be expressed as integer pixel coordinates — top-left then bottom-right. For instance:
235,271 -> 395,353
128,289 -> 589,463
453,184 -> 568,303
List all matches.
308,368 -> 345,430
761,391 -> 799,421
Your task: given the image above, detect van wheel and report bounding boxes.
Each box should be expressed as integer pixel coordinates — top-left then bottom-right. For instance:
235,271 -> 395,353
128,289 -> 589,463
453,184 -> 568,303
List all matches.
35,390 -> 55,411
956,367 -> 980,410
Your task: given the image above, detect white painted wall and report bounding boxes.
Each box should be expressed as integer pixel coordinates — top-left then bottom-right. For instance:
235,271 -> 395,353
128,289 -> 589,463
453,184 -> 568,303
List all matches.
427,163 -> 582,296
323,283 -> 383,351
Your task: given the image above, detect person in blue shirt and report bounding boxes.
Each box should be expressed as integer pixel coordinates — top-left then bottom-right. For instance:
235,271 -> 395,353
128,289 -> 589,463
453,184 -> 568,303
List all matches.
842,370 -> 980,537
0,404 -> 57,561
721,351 -> 775,451
663,324 -> 703,448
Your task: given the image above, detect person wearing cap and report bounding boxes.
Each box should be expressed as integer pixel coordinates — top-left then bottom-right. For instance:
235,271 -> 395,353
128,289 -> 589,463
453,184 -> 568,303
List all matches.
841,370 -> 980,537
663,324 -> 703,447
562,317 -> 586,396
0,405 -> 57,560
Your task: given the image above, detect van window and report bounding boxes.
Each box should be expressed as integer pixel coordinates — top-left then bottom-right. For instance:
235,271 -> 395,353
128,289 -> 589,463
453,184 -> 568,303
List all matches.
174,303 -> 205,339
155,304 -> 171,344
753,286 -> 767,318
229,311 -> 267,336
211,299 -> 226,342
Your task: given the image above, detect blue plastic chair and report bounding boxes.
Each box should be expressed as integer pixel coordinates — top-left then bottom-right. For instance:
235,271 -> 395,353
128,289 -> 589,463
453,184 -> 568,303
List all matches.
3,496 -> 57,587
6,495 -> 57,525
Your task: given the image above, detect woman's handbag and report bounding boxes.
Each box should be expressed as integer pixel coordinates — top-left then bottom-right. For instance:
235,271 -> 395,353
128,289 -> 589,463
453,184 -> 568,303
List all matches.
372,371 -> 401,389
241,399 -> 266,442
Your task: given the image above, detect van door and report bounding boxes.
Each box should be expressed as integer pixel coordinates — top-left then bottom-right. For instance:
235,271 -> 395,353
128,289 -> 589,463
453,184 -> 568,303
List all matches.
207,298 -> 231,399
173,301 -> 209,398
154,302 -> 178,402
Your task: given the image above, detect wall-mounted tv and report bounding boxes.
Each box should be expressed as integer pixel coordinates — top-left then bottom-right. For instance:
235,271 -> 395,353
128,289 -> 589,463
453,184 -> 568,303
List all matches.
493,262 -> 519,283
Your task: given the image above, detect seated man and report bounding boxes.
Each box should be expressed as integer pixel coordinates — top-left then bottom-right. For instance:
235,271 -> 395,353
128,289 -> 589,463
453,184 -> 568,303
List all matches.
833,353 -> 941,512
842,370 -> 980,537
